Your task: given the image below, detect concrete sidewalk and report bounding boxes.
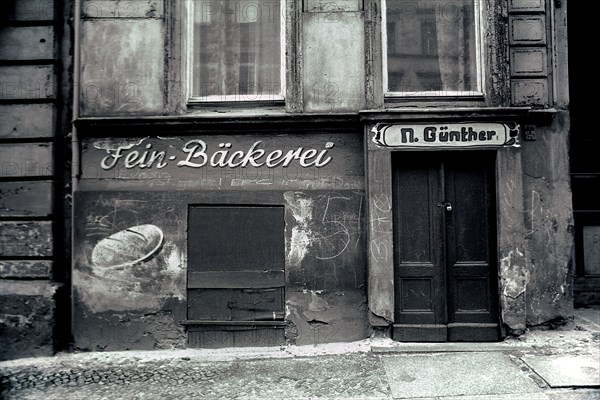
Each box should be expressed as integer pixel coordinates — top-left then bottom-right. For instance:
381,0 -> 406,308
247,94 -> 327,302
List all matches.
1,309 -> 598,400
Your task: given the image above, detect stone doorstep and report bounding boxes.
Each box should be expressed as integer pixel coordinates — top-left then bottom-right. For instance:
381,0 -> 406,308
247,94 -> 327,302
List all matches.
370,342 -> 532,353
574,309 -> 600,331
371,309 -> 600,355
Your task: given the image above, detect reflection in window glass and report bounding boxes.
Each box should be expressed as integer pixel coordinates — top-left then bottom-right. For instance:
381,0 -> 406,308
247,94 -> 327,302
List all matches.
192,0 -> 282,101
386,0 -> 480,95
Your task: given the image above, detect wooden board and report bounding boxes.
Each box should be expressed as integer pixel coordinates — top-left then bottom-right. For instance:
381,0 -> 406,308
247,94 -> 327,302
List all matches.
187,205 -> 285,348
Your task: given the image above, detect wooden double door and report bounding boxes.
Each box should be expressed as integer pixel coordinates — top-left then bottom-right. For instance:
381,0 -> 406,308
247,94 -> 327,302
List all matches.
392,152 -> 500,341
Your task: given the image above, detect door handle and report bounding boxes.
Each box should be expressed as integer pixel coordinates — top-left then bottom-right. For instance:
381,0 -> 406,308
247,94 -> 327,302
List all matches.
437,202 -> 453,212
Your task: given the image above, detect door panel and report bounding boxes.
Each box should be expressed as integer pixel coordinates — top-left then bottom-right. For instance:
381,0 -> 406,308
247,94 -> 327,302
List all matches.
445,155 -> 499,340
392,152 -> 499,342
393,155 -> 446,340
446,166 -> 489,262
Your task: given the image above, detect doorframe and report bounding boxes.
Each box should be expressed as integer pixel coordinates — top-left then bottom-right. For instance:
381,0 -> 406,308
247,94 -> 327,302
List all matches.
364,121 -> 528,337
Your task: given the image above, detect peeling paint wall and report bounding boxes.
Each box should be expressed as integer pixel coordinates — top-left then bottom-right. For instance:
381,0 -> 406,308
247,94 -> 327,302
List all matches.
494,1 -> 574,332
284,190 -> 368,344
0,281 -> 58,360
521,113 -> 574,326
496,146 -> 530,333
495,114 -> 574,333
286,290 -> 369,345
499,247 -> 529,332
73,192 -> 188,350
73,132 -> 367,350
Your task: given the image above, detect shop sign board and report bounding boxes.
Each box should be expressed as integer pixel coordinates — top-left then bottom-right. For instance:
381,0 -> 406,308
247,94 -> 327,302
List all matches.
372,122 -> 520,149
78,134 -> 365,189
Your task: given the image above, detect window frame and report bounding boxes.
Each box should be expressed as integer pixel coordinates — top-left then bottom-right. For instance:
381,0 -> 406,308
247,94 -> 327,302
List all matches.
184,0 -> 287,104
381,0 -> 486,98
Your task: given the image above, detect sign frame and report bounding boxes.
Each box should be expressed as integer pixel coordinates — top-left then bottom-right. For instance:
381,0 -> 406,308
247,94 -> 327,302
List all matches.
371,122 -> 520,149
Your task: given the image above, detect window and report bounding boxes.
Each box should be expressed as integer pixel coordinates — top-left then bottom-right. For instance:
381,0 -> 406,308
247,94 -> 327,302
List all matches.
383,0 -> 483,97
188,0 -> 285,102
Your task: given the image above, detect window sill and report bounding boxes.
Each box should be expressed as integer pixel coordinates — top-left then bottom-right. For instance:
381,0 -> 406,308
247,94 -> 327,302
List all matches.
186,99 -> 285,111
383,93 -> 487,109
184,105 -> 289,118
384,93 -> 485,101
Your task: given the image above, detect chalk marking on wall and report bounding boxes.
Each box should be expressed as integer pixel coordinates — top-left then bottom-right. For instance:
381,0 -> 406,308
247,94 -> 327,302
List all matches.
526,189 -> 561,254
314,194 -> 352,260
369,193 -> 393,263
314,225 -> 350,260
76,220 -> 184,313
91,224 -> 164,269
355,191 -> 364,249
526,189 -> 541,237
502,180 -> 516,224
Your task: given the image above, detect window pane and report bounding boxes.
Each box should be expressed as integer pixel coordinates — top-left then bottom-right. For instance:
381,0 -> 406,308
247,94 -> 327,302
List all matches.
386,0 -> 479,94
192,0 -> 282,100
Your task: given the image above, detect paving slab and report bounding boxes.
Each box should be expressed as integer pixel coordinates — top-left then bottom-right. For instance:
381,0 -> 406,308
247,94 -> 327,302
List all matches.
522,355 -> 600,388
426,395 -> 551,400
546,389 -> 600,400
381,352 -> 542,399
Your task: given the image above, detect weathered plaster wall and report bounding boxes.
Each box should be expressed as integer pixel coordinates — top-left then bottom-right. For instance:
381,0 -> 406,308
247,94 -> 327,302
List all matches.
521,112 -> 574,325
496,145 -> 528,333
500,0 -> 574,330
73,132 -> 368,350
497,113 -> 574,332
302,11 -> 366,111
0,281 -> 57,360
79,0 -> 164,116
72,191 -> 188,351
283,190 -> 368,344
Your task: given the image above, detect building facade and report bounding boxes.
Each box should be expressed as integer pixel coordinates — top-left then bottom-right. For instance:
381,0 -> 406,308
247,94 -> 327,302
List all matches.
1,0 -> 594,359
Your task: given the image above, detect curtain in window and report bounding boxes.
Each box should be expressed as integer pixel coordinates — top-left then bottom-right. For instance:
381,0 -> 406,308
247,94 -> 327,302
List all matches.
386,0 -> 478,94
193,0 -> 281,100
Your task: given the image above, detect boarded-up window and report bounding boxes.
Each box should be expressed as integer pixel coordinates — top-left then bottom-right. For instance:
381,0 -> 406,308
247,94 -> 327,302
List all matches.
186,206 -> 285,348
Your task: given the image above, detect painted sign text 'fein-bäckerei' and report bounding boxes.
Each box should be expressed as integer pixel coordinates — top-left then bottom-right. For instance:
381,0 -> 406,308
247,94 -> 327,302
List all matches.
99,139 -> 335,170
372,122 -> 520,148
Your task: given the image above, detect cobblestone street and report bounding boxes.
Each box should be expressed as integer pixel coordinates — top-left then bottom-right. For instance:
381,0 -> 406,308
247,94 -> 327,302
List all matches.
1,353 -> 391,400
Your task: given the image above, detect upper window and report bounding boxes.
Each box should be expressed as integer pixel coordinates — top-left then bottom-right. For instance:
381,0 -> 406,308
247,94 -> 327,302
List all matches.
383,0 -> 483,97
188,0 -> 285,103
